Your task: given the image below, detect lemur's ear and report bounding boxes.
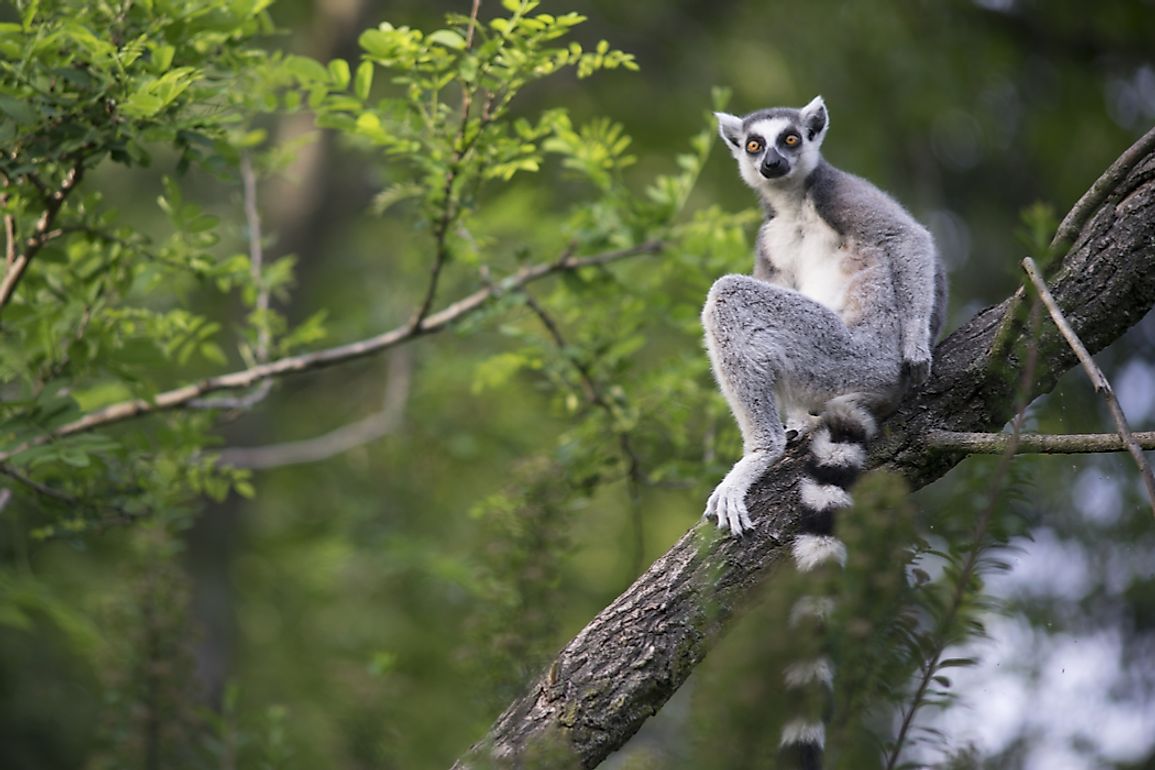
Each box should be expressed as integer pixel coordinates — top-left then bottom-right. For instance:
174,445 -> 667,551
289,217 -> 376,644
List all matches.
800,96 -> 828,142
715,112 -> 745,157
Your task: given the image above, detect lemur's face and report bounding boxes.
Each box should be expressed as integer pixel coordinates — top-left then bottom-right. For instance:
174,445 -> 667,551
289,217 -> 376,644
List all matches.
716,97 -> 829,192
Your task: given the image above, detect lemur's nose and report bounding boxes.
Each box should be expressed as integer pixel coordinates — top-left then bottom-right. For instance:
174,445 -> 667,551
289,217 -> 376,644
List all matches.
760,149 -> 788,179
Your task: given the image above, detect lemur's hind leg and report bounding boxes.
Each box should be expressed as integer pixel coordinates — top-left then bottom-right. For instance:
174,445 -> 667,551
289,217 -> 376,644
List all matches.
701,275 -> 870,535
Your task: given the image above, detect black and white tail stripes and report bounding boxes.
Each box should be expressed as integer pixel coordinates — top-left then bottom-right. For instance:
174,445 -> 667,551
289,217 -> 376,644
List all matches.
779,399 -> 877,770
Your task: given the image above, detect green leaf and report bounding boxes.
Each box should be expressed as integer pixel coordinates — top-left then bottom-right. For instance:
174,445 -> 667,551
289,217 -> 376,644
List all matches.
328,58 -> 351,88
284,55 -> 330,85
427,29 -> 466,50
353,60 -> 373,100
58,449 -> 91,468
0,95 -> 35,124
120,68 -> 198,119
152,43 -> 175,71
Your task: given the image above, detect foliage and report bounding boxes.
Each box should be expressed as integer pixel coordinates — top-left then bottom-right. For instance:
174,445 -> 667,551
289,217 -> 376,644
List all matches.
1,0 -> 1154,768
0,0 -> 281,535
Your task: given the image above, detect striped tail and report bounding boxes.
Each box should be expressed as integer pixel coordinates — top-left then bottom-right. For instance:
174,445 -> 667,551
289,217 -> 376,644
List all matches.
779,399 -> 877,770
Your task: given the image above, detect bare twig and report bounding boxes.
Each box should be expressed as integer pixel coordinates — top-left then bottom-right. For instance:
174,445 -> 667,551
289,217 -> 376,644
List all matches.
464,0 -> 482,49
2,179 -> 15,266
1051,124 -> 1155,255
0,162 -> 85,314
928,429 -> 1155,454
992,123 -> 1155,360
0,463 -> 141,528
218,348 -> 412,469
192,154 -> 274,411
3,214 -> 13,267
243,153 -> 271,364
0,241 -> 662,463
1022,256 -> 1155,518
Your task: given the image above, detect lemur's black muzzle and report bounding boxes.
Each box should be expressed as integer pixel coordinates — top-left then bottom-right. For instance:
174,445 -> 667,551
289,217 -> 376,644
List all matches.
760,148 -> 789,179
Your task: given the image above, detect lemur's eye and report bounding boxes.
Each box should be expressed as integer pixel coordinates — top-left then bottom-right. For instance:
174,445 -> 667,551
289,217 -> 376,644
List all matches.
745,138 -> 763,154
784,133 -> 801,147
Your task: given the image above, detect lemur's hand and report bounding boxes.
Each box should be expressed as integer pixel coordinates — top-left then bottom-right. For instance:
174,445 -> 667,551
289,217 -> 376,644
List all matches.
705,449 -> 780,536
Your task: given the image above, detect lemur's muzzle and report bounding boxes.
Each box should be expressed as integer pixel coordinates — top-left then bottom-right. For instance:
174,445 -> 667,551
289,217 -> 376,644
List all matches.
760,148 -> 788,179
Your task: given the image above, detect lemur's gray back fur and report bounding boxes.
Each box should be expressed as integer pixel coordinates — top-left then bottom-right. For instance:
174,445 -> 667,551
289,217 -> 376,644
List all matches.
702,96 -> 947,769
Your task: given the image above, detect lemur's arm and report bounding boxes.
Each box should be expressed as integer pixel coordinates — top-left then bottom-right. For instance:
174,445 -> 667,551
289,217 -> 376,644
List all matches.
888,226 -> 939,385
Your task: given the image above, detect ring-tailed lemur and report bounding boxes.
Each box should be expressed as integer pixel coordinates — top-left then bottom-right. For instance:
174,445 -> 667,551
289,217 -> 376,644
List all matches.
702,96 -> 947,767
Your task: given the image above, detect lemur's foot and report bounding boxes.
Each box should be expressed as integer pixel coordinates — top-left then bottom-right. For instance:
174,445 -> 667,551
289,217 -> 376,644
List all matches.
704,451 -> 777,535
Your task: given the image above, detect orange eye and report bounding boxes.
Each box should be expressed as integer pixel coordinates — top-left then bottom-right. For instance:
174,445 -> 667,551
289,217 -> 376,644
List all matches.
784,134 -> 800,147
745,138 -> 762,154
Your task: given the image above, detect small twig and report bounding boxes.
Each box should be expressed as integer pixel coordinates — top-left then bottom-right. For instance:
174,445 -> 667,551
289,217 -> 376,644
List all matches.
928,429 -> 1155,454
193,154 -> 273,410
521,289 -> 648,572
1051,124 -> 1155,255
3,215 -> 13,266
0,241 -> 663,463
218,348 -> 411,469
0,464 -> 140,527
242,153 -> 271,364
521,289 -> 606,409
410,9 -> 496,331
464,0 -> 482,49
0,464 -> 82,503
0,162 -> 85,314
2,180 -> 15,265
1022,256 -> 1155,518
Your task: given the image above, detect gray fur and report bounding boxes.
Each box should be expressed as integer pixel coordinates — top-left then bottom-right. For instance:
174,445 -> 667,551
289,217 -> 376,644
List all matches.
703,97 -> 947,535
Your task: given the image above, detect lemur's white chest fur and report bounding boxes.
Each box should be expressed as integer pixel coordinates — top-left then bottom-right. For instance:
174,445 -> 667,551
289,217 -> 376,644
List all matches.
760,196 -> 851,316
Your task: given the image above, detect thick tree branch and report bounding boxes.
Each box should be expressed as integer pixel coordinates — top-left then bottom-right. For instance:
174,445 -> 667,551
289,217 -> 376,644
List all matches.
450,130 -> 1155,768
0,241 -> 662,464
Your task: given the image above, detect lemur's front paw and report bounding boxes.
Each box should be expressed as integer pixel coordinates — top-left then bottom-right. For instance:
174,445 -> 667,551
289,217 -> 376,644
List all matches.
705,478 -> 753,535
704,452 -> 777,536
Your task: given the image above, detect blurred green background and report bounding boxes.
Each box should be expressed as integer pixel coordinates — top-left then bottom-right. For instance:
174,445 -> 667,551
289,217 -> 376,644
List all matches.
2,0 -> 1155,768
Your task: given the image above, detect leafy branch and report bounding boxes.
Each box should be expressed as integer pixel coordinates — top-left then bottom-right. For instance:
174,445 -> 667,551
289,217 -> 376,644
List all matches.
0,160 -> 85,314
0,241 -> 663,465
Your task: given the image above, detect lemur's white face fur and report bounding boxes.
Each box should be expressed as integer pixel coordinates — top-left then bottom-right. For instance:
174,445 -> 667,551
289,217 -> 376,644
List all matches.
715,96 -> 829,192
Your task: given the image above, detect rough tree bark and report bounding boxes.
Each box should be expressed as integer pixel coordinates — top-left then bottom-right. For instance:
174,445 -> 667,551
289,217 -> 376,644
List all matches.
450,129 -> 1155,770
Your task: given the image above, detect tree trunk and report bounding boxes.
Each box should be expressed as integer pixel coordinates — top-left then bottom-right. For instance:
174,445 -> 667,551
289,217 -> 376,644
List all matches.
450,128 -> 1155,770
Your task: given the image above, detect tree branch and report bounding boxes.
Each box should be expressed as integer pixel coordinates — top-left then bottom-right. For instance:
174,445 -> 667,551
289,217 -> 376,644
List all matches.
1022,255 -> 1155,516
217,348 -> 411,469
1050,124 -> 1155,254
928,430 -> 1155,454
0,241 -> 662,464
449,129 -> 1155,768
0,162 -> 84,315
192,153 -> 274,411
